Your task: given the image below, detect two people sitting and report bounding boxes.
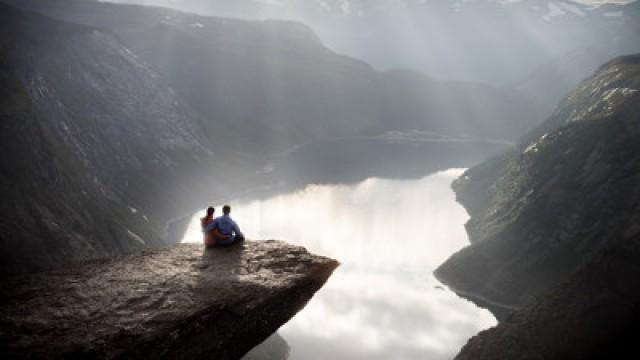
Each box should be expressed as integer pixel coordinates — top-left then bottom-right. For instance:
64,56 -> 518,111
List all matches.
200,205 -> 245,247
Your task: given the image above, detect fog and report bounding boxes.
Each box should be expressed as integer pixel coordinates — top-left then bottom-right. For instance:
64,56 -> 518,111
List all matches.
183,169 -> 496,359
98,0 -> 640,85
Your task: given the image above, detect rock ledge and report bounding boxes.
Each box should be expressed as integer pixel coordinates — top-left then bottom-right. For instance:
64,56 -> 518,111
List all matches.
0,241 -> 338,359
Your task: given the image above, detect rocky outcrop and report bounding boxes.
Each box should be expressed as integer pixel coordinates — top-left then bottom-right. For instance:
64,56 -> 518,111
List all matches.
0,240 -> 338,359
435,54 -> 640,354
436,54 -> 640,317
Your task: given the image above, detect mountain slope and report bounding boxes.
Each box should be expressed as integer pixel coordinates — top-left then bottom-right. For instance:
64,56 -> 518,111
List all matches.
0,4 -> 257,274
435,54 -> 640,317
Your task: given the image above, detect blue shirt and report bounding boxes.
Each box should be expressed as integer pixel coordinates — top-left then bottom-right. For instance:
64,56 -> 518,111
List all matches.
206,214 -> 243,238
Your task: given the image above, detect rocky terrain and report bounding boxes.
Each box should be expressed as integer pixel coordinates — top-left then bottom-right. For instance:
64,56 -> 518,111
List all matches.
0,3 -> 266,274
436,54 -> 640,354
0,240 -> 338,359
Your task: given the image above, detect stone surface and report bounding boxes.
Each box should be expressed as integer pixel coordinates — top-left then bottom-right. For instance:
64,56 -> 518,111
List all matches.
0,241 -> 338,359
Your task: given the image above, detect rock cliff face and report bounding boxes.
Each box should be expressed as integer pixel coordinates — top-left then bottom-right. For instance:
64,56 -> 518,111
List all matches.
0,3 -> 261,274
0,241 -> 338,359
434,54 -> 640,355
435,54 -> 640,317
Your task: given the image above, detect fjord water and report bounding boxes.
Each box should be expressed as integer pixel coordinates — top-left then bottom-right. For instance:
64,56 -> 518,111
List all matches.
182,169 -> 495,359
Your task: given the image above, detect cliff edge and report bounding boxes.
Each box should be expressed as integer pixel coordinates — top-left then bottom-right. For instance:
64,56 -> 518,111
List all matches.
0,241 -> 338,359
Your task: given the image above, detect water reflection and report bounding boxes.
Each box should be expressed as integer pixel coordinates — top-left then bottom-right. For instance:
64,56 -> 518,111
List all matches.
182,169 -> 495,359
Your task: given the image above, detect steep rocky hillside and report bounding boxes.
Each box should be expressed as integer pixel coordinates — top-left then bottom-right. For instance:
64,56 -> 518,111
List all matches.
435,54 -> 640,318
0,4 -> 258,274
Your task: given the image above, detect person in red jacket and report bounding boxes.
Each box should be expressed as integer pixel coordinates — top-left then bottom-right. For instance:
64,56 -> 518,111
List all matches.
200,207 -> 216,247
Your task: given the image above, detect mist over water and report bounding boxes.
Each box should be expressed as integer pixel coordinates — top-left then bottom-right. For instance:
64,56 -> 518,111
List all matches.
182,169 -> 496,359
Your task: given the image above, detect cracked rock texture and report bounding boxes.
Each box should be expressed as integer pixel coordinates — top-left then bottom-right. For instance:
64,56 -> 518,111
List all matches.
0,241 -> 338,360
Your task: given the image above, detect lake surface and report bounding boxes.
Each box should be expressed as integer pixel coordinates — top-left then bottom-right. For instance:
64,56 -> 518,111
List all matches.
182,169 -> 496,359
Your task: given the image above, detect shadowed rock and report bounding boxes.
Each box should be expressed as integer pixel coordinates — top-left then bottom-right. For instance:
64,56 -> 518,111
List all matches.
243,333 -> 290,360
455,236 -> 640,360
433,54 -> 640,358
435,54 -> 640,319
0,241 -> 338,359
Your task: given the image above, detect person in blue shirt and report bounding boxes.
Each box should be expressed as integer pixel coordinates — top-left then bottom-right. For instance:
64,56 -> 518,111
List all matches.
206,205 -> 245,246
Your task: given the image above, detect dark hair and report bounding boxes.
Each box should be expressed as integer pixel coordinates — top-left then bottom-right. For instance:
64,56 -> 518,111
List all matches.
206,207 -> 215,217
223,205 -> 231,214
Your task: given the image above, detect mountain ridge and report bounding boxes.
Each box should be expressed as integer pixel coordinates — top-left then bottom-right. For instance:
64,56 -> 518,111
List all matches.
435,53 -> 640,318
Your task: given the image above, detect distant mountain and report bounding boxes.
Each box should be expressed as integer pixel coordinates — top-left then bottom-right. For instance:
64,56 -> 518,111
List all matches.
435,54 -> 640,321
6,0 -> 548,147
86,0 -> 640,86
513,47 -> 614,110
0,1 -> 546,274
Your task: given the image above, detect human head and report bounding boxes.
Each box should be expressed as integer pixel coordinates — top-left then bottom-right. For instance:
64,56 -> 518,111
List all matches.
206,206 -> 215,217
223,205 -> 231,215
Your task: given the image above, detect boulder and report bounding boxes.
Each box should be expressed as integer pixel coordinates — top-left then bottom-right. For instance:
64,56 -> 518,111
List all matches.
0,241 -> 338,359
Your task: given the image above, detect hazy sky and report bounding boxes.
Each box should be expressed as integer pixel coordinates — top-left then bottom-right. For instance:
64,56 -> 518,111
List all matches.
91,0 -> 639,84
102,0 -> 636,9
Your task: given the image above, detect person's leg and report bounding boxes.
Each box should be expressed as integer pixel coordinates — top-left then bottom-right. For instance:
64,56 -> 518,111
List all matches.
204,233 -> 216,247
216,235 -> 245,246
215,235 -> 235,246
